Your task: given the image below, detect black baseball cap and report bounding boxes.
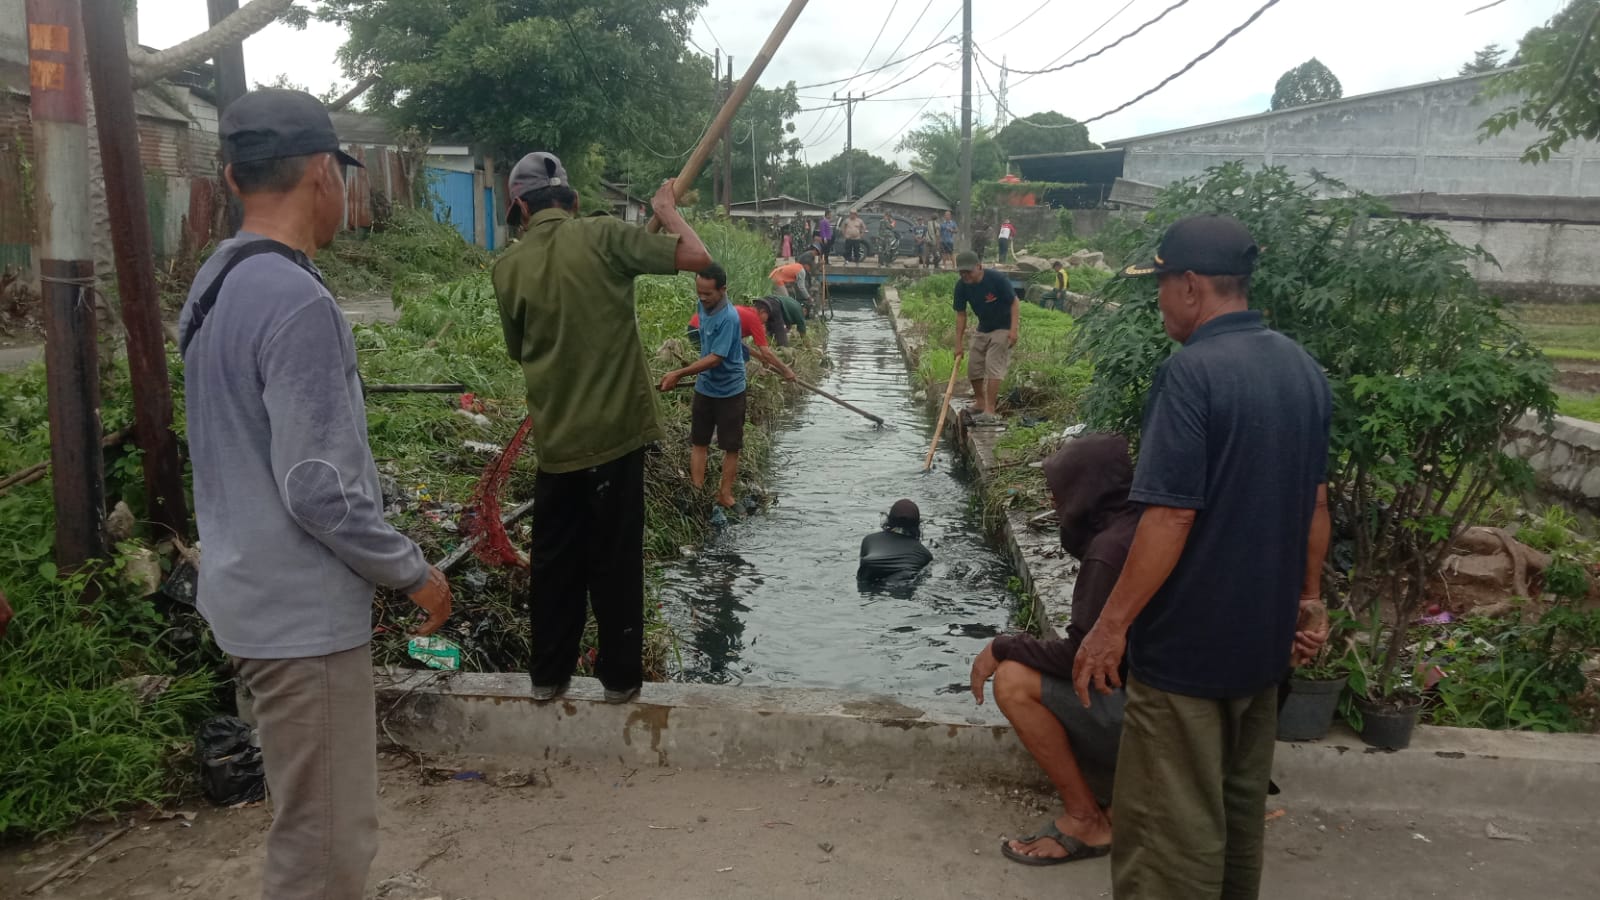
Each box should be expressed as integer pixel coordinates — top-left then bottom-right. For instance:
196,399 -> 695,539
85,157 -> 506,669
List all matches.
220,89 -> 363,169
1122,214 -> 1258,277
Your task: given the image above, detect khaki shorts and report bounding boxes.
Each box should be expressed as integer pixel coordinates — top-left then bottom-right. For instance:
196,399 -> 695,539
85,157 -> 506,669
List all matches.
967,330 -> 1012,381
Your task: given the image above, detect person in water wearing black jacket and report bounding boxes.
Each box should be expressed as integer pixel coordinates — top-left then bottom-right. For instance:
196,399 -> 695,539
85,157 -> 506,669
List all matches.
857,499 -> 933,583
969,434 -> 1138,866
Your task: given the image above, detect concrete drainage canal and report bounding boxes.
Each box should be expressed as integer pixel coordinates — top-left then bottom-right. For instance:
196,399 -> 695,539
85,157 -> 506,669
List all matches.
657,292 -> 1020,697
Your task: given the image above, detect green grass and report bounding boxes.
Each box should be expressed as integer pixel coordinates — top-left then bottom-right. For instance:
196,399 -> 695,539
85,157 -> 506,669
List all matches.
1513,304 -> 1600,361
1557,392 -> 1600,421
896,273 -> 1090,534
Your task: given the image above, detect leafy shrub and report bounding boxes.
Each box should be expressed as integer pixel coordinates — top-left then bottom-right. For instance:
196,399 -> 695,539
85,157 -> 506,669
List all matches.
1425,604 -> 1600,731
1074,163 -> 1557,696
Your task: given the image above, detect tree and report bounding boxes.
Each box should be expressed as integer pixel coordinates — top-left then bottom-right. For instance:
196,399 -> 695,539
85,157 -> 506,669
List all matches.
994,111 -> 1097,159
131,0 -> 301,87
1075,163 -> 1554,699
1270,58 -> 1342,111
1480,0 -> 1600,163
894,112 -> 1006,200
314,0 -> 712,194
781,149 -> 898,205
1460,43 -> 1506,75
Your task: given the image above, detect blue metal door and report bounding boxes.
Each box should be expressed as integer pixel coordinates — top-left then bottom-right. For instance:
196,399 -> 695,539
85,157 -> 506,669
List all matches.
427,167 -> 476,243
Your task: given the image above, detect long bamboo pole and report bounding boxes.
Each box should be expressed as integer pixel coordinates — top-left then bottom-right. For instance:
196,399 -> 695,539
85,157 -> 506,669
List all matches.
647,0 -> 811,233
924,365 -> 961,471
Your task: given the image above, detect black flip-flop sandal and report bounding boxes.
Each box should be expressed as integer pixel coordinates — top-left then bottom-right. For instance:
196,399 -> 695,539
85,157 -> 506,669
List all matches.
1000,821 -> 1111,867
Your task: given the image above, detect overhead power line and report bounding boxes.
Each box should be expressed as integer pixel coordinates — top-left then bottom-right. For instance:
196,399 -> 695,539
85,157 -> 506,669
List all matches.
795,35 -> 958,90
983,0 -> 1055,44
983,0 -> 1192,78
871,68 -> 961,153
1012,0 -> 1141,89
861,0 -> 939,90
1076,0 -> 1285,126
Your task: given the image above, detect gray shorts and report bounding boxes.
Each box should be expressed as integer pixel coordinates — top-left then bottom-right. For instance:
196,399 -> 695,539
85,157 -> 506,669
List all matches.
1041,673 -> 1127,807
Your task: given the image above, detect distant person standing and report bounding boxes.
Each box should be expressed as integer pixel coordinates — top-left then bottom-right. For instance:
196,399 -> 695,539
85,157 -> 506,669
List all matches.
877,211 -> 900,263
1074,215 -> 1332,899
912,217 -> 931,267
494,152 -> 712,705
972,227 -> 990,263
998,219 -> 1016,263
938,210 -> 958,267
842,210 -> 868,264
817,211 -> 835,264
661,264 -> 773,511
1044,260 -> 1070,311
952,251 -> 1019,425
179,89 -> 453,898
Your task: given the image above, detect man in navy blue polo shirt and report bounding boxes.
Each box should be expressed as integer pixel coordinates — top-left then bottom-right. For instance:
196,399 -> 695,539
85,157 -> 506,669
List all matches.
1072,215 -> 1333,899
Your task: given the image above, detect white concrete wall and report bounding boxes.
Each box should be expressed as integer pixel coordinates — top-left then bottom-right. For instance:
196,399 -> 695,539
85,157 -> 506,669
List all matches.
1439,219 -> 1600,302
1115,74 -> 1600,199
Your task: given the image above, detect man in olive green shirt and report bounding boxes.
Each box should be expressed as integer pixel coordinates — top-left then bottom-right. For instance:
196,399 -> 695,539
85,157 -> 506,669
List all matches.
492,152 -> 711,703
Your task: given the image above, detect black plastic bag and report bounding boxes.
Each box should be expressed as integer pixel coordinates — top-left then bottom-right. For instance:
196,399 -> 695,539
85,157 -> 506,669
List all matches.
195,715 -> 266,806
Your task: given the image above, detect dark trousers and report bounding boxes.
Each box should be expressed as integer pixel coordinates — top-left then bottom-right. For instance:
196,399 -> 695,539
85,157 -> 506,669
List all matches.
1111,675 -> 1278,899
527,447 -> 646,692
997,238 -> 1010,261
844,238 -> 865,262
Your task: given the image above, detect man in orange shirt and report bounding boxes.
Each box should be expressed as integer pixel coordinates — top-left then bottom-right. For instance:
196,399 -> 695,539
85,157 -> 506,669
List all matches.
770,261 -> 813,313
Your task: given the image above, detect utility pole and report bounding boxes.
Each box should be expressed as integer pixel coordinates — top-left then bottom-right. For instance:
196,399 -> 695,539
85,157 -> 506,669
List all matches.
713,48 -> 722,209
832,91 -> 861,200
26,0 -> 107,569
208,0 -> 249,237
84,0 -> 190,540
722,56 -> 735,212
957,0 -> 973,253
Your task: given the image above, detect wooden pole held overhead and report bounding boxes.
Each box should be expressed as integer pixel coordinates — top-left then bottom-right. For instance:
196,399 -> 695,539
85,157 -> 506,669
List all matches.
647,0 -> 810,232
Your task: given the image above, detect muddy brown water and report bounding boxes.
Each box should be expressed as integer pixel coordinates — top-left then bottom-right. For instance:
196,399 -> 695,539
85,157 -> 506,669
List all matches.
657,297 -> 1018,697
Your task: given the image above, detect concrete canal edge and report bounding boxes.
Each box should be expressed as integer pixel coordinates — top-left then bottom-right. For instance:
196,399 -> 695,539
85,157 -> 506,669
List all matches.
368,287 -> 1600,827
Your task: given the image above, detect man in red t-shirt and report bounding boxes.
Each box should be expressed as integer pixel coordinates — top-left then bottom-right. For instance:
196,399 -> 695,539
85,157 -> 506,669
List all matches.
688,302 -> 797,381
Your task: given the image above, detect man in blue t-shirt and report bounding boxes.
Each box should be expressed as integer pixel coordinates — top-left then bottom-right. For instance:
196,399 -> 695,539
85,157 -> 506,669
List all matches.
938,210 -> 958,267
660,262 -> 748,511
952,251 -> 1019,424
1071,215 -> 1332,898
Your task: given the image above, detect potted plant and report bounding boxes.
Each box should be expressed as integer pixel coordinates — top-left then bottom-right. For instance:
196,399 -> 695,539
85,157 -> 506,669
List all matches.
1343,642 -> 1424,750
1277,611 -> 1355,742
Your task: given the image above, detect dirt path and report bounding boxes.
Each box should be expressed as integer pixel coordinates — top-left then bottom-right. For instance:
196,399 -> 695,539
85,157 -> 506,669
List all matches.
2,754 -> 1593,899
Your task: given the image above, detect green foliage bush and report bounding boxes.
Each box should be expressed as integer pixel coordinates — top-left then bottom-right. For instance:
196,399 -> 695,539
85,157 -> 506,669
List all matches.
1424,604 -> 1600,731
1075,163 -> 1557,696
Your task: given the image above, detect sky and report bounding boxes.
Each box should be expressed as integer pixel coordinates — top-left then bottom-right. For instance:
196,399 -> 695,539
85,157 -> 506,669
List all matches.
139,0 -> 1567,168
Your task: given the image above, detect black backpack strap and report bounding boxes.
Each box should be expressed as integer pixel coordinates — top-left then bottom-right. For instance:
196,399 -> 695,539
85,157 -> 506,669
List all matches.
180,240 -> 324,353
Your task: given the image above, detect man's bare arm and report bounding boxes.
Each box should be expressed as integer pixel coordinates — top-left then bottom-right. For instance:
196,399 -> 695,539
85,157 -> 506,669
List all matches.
1072,505 -> 1196,704
651,181 -> 712,273
1293,484 -> 1332,664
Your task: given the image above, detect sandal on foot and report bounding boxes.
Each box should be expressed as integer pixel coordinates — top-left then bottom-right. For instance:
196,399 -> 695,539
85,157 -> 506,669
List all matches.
999,822 -> 1110,867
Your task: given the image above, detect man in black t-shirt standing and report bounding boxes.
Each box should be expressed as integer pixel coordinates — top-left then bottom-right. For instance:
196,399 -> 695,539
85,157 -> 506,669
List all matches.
952,251 -> 1019,425
1072,215 -> 1333,899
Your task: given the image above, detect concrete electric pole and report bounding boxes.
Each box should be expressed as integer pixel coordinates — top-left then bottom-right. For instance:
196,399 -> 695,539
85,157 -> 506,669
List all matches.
957,0 -> 973,252
833,91 -> 861,200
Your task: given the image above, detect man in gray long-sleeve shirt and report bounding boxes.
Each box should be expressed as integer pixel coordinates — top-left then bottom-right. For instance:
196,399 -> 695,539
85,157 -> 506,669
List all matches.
180,89 -> 451,900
